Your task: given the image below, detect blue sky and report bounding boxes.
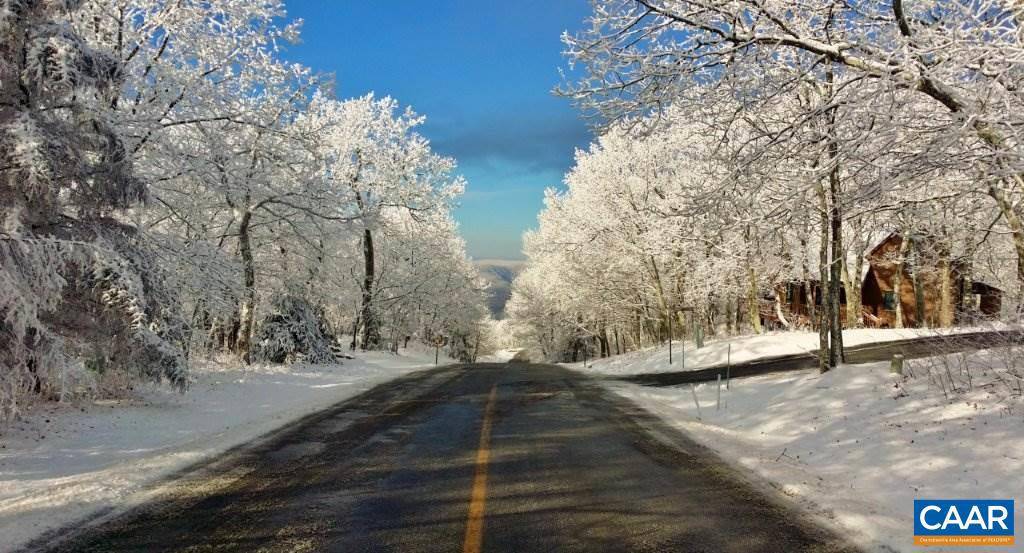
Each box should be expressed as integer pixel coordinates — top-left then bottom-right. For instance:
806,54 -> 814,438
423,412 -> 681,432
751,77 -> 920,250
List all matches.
283,0 -> 594,260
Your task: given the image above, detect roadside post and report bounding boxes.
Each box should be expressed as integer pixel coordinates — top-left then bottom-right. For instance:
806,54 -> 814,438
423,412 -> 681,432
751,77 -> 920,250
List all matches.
677,307 -> 693,370
716,374 -> 722,411
434,335 -> 445,365
726,343 -> 731,389
890,353 -> 904,376
681,334 -> 685,370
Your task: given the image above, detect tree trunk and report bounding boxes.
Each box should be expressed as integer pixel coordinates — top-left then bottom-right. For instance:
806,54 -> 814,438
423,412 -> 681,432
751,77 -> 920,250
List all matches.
599,327 -> 610,358
912,265 -> 927,328
959,237 -> 977,323
732,288 -> 744,334
360,227 -> 382,350
913,278 -> 926,327
825,65 -> 845,365
845,238 -> 864,327
893,234 -> 908,329
774,291 -> 791,330
692,309 -> 706,348
800,234 -> 816,330
641,299 -> 659,342
472,329 -> 480,363
776,237 -> 793,331
350,311 -> 360,350
745,227 -> 763,335
828,158 -> 844,365
816,181 -> 832,373
234,209 -> 255,362
905,235 -> 926,328
746,264 -> 762,334
724,296 -> 734,335
938,238 -> 954,327
841,253 -> 857,328
634,310 -> 643,349
648,256 -> 670,340
224,315 -> 240,352
705,299 -> 718,337
988,184 -> 1024,309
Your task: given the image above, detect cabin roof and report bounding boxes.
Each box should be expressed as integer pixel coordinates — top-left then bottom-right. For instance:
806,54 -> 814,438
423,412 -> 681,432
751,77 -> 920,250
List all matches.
866,231 -> 902,259
863,232 -> 1003,294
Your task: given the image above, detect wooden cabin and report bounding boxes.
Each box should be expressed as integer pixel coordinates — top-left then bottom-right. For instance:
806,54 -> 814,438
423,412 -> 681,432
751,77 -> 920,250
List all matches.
760,280 -> 847,329
861,232 -> 1001,328
760,232 -> 1002,329
971,281 -> 1003,317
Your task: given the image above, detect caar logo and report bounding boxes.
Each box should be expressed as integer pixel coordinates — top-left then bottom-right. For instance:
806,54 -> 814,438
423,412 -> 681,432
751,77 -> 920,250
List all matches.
914,499 -> 1014,546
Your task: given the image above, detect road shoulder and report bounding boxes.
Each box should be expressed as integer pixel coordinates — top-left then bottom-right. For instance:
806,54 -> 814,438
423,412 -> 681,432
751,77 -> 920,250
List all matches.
596,357 -> 1024,553
11,365 -> 461,553
560,369 -> 865,552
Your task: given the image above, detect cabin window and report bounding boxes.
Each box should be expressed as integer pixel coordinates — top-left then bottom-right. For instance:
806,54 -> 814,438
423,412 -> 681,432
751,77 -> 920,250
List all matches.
883,291 -> 897,310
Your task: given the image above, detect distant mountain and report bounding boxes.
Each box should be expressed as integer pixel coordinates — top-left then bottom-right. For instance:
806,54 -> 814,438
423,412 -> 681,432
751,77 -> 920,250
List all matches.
474,259 -> 525,319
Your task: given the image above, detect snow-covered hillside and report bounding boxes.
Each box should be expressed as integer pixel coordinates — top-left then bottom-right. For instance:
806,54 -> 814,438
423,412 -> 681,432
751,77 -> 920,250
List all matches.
473,259 -> 525,319
572,327 -> 1010,376
0,348 -> 452,553
595,345 -> 1024,552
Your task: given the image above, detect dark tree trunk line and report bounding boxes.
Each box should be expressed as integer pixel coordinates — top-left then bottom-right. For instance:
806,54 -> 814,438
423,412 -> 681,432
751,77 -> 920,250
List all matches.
744,226 -> 763,335
816,178 -> 832,373
828,141 -> 845,366
824,65 -> 845,367
354,187 -> 383,351
360,226 -> 382,350
234,208 -> 255,362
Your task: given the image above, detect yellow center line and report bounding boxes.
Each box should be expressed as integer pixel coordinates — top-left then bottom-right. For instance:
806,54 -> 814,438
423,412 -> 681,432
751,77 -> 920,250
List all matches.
462,384 -> 498,553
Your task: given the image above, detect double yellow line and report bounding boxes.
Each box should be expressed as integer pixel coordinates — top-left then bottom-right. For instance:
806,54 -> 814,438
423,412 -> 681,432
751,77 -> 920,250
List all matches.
462,384 -> 498,553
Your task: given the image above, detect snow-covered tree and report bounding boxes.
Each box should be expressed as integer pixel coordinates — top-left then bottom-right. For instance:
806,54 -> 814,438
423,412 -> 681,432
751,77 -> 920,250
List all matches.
1,0 -> 187,419
303,94 -> 467,351
561,0 -> 1024,301
1,0 -> 490,419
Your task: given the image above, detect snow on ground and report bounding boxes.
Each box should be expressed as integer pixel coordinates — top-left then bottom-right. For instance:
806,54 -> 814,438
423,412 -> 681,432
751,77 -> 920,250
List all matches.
478,348 -> 520,363
0,346 -> 453,553
596,346 -> 1024,553
574,326 -> 1010,376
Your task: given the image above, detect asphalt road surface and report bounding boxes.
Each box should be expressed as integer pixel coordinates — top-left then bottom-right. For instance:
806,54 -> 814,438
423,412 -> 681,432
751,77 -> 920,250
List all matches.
38,364 -> 858,553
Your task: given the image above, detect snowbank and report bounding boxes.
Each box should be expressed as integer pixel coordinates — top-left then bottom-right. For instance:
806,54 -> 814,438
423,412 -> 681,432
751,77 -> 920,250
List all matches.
478,348 -> 521,363
0,347 -> 453,552
574,326 -> 1010,376
602,348 -> 1024,552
